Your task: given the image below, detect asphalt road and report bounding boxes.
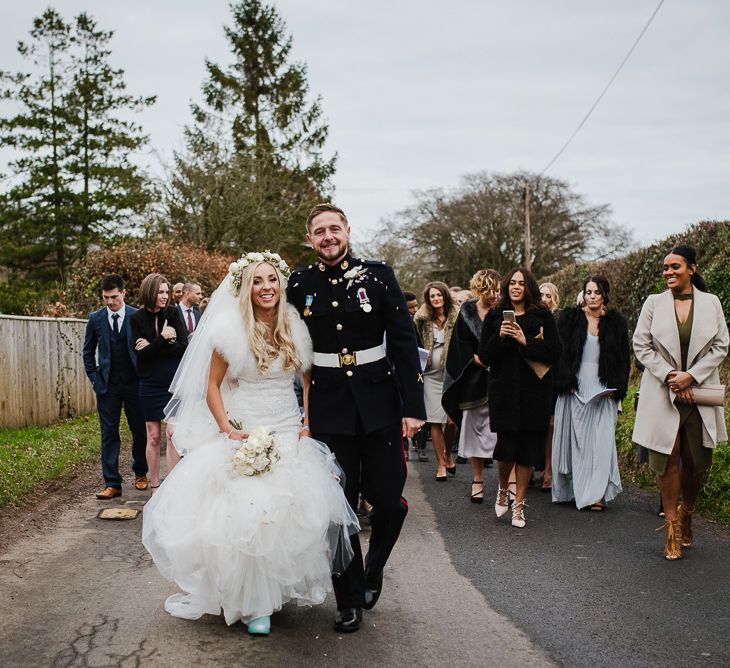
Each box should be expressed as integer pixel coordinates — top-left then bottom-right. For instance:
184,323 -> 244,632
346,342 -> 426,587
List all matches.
417,457 -> 730,667
1,455 -> 727,667
0,460 -> 549,668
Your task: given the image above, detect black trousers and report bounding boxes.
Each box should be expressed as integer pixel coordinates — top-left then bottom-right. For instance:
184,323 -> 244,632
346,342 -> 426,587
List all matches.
313,420 -> 408,610
96,380 -> 148,488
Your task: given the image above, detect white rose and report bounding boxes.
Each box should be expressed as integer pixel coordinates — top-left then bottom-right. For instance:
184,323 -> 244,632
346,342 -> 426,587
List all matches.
252,252 -> 265,262
229,262 -> 238,273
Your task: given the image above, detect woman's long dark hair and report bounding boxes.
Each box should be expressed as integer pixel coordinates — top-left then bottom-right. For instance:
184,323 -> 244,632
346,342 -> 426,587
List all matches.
582,275 -> 611,306
668,245 -> 707,292
422,281 -> 454,320
497,267 -> 545,312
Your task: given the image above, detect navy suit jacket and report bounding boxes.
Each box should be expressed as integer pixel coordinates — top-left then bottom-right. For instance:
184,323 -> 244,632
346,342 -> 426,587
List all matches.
82,304 -> 139,395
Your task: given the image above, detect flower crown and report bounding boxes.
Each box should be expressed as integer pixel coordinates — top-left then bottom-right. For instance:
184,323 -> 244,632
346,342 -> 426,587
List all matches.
227,251 -> 291,295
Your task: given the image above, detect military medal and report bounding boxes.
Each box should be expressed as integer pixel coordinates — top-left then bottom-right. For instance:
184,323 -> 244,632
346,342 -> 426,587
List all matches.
304,294 -> 314,317
357,287 -> 372,313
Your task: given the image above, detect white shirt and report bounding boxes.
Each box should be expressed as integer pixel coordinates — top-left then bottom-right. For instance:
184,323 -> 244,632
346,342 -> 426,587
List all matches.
178,302 -> 198,331
106,304 -> 126,331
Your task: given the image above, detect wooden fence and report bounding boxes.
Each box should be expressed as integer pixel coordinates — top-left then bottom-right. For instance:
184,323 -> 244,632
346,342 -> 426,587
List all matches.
0,315 -> 96,428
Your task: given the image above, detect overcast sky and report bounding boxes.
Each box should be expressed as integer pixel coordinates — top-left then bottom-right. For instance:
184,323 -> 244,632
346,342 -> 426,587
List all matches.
2,1 -> 729,247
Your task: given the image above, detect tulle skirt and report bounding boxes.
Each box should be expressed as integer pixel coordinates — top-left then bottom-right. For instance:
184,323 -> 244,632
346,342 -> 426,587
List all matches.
142,432 -> 359,625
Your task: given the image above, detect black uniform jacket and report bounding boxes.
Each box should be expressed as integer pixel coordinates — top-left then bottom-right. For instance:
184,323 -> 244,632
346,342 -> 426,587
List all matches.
287,254 -> 426,435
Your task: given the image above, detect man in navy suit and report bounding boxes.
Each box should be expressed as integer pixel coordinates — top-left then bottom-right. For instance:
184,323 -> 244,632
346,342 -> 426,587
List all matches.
83,275 -> 148,499
176,283 -> 203,335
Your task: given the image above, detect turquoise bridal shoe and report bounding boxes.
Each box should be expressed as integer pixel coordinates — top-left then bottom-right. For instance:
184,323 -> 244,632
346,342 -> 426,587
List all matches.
247,616 -> 271,635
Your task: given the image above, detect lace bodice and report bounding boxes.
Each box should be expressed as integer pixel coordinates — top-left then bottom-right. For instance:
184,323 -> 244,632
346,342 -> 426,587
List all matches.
223,356 -> 302,442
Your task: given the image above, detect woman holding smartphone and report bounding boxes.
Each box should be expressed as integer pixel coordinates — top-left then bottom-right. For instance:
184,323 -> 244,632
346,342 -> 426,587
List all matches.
478,268 -> 561,528
633,245 -> 728,560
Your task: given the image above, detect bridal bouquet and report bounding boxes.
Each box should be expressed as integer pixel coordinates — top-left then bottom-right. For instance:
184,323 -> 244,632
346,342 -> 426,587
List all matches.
228,426 -> 280,478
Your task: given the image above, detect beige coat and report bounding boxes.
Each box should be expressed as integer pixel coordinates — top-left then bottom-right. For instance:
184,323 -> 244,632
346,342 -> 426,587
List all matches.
632,288 -> 728,454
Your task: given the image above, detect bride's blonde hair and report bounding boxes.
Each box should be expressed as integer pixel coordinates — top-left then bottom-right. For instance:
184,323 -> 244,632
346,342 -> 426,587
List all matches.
237,261 -> 301,374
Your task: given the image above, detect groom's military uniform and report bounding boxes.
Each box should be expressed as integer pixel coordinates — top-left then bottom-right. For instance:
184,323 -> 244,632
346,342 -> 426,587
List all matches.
288,254 -> 426,611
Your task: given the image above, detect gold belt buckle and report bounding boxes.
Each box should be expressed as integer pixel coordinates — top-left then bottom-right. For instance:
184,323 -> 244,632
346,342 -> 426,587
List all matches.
338,352 -> 357,367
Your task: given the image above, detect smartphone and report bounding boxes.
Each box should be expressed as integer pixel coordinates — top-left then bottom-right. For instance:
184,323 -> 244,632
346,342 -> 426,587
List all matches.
503,310 -> 516,324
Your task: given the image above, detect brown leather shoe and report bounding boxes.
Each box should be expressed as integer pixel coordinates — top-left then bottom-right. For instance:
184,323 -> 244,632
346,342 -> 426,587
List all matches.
95,487 -> 122,500
134,475 -> 149,491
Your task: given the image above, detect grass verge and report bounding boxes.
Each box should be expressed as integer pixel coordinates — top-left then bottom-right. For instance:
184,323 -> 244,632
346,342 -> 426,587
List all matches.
616,387 -> 730,524
0,414 -> 107,507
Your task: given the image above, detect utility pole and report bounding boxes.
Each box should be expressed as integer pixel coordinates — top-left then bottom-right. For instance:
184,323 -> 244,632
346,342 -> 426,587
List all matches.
523,183 -> 532,271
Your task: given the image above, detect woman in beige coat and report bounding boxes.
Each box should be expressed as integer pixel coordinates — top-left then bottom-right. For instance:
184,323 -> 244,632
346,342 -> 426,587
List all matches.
414,282 -> 459,480
633,245 -> 728,560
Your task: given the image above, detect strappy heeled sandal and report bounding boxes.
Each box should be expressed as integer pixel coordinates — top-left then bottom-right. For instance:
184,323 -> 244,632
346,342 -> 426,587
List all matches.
470,481 -> 484,504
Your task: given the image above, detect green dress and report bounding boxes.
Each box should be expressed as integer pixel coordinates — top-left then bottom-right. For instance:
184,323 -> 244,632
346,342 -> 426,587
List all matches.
648,294 -> 712,475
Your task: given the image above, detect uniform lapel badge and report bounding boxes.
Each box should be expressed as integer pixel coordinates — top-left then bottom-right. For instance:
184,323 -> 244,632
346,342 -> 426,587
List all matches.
318,262 -> 325,272
357,287 -> 372,313
304,294 -> 314,317
340,260 -> 349,270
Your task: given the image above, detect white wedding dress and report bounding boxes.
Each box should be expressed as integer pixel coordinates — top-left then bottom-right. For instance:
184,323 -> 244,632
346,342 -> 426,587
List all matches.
142,303 -> 359,625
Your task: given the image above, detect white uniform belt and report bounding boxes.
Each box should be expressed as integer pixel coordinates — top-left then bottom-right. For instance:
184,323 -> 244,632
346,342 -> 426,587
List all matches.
313,345 -> 386,368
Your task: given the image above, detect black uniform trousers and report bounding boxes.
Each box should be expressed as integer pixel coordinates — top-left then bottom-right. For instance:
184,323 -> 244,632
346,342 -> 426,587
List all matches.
314,418 -> 408,610
97,380 -> 148,488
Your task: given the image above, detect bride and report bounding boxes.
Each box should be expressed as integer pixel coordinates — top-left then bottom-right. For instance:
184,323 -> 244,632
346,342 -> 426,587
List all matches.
142,252 -> 359,635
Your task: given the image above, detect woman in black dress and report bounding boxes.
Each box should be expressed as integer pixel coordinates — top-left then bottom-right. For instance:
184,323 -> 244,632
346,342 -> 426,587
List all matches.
130,273 -> 188,489
478,268 -> 561,528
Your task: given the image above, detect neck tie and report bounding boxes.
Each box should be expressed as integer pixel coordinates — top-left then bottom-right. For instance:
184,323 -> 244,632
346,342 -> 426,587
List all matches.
112,313 -> 120,336
187,309 -> 194,334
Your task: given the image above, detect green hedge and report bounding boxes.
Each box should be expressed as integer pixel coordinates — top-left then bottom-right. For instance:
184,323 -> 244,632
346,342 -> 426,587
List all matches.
542,220 -> 730,333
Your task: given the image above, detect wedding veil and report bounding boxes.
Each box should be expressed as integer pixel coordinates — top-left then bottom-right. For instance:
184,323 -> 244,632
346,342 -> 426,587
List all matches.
164,275 -> 238,455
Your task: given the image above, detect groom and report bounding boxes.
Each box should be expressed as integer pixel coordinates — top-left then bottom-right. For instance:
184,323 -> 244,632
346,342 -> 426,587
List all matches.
288,203 -> 426,633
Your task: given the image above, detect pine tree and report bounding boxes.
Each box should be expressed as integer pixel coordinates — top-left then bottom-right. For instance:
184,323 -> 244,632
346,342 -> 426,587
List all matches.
167,0 -> 335,261
65,13 -> 156,258
0,9 -> 155,281
0,9 -> 74,278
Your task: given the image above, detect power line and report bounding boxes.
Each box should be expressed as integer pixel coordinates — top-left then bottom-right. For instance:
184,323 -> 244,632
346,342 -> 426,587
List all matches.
540,0 -> 665,176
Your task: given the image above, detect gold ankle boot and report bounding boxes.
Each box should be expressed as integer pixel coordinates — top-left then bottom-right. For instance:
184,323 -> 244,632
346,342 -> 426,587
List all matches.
677,505 -> 694,548
657,519 -> 682,560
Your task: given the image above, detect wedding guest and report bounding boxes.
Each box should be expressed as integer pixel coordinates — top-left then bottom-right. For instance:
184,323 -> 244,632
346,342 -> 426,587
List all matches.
443,269 -> 500,503
199,297 -> 210,314
177,282 -> 203,335
539,282 -> 560,315
539,282 -> 561,492
403,291 -> 419,319
404,290 -> 428,462
171,282 -> 184,304
478,268 -> 561,528
130,273 -> 188,490
415,281 -> 459,480
454,289 -> 474,306
82,275 -> 148,499
449,286 -> 464,300
633,245 -> 728,560
552,276 -> 630,510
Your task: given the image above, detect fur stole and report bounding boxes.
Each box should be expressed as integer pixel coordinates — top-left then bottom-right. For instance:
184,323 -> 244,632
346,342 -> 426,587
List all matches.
210,303 -> 313,376
554,306 -> 630,400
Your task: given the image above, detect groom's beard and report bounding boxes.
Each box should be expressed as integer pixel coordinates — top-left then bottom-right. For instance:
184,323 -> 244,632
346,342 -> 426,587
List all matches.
316,243 -> 349,266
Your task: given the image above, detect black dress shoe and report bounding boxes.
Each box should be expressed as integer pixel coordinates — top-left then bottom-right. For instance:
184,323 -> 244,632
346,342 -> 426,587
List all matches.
363,568 -> 383,610
334,607 -> 362,633
417,448 -> 429,462
456,456 -> 468,464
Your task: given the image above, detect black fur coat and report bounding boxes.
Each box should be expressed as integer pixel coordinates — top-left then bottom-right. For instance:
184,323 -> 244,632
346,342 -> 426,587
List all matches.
478,306 -> 561,433
553,306 -> 630,400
